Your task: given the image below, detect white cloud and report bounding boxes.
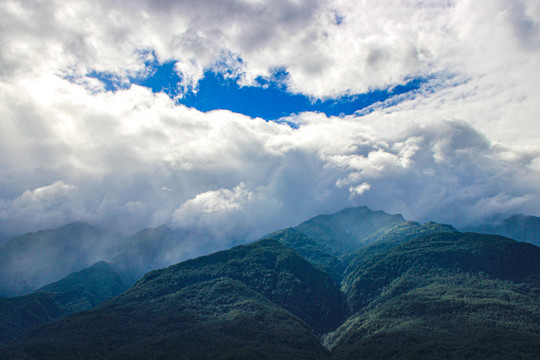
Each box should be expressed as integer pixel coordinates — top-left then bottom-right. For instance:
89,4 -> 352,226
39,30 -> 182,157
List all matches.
173,182 -> 252,217
0,181 -> 79,233
12,181 -> 75,209
349,183 -> 371,198
174,60 -> 205,96
0,72 -> 539,238
0,0 -> 539,244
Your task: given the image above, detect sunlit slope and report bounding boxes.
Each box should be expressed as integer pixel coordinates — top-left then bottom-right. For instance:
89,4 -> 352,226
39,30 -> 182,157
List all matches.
328,232 -> 540,359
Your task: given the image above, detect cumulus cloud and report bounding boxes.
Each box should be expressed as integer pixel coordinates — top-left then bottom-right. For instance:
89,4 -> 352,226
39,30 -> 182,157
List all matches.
348,183 -> 371,198
0,182 -> 76,233
0,0 -> 539,249
174,183 -> 252,215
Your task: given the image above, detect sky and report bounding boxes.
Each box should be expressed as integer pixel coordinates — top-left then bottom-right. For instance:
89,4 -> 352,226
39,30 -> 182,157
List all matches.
1,0 -> 540,248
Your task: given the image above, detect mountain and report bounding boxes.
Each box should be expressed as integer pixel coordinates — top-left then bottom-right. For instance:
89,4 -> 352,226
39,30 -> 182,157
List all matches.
0,206 -> 412,298
327,232 -> 540,359
264,206 -> 409,284
2,239 -> 342,359
109,238 -> 343,335
0,223 -> 201,297
0,261 -> 127,345
294,206 -> 406,255
265,212 -> 454,285
464,214 -> 540,247
0,222 -> 118,297
264,228 -> 346,284
2,206 -> 540,359
109,225 -> 200,285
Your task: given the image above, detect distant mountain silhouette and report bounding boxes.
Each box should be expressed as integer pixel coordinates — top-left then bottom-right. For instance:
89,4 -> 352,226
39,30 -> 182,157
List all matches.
0,222 -> 119,297
464,213 -> 540,247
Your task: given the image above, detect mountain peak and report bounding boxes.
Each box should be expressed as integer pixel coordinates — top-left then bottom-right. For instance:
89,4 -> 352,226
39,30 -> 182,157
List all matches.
295,206 -> 406,255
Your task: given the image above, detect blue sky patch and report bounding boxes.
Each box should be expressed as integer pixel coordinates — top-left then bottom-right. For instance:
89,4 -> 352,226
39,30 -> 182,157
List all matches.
88,62 -> 425,120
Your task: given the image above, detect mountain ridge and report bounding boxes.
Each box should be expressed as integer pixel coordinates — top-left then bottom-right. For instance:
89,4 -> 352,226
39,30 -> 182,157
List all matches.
2,206 -> 540,359
464,213 -> 540,247
0,222 -> 119,297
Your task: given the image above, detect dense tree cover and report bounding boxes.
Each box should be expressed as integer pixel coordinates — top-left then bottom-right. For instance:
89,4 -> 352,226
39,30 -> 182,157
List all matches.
4,278 -> 331,360
327,271 -> 540,360
0,262 -> 127,345
115,239 -> 345,334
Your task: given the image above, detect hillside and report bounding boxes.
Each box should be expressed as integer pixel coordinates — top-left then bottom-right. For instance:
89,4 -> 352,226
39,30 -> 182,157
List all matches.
1,239 -> 343,358
294,206 -> 406,255
264,227 -> 346,284
0,261 -> 127,345
328,232 -> 540,359
2,207 -> 540,359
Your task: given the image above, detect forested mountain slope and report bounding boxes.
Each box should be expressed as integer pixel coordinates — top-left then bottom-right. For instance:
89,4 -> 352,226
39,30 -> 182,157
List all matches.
0,261 -> 127,345
2,207 -> 540,359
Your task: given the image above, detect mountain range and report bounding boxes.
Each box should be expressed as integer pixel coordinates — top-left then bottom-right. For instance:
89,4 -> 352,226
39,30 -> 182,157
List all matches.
1,206 -> 540,359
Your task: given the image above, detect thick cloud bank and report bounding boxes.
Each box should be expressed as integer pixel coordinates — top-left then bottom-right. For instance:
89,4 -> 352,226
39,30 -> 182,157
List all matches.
1,0 -> 539,244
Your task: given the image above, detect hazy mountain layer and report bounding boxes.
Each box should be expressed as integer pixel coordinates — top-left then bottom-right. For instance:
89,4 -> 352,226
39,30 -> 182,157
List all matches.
0,223 -> 235,298
0,223 -> 119,297
109,225 -> 205,285
465,214 -> 540,247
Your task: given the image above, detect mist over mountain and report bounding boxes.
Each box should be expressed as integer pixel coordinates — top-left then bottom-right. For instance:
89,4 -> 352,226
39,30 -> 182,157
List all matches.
463,214 -> 540,247
3,206 -> 540,299
2,206 -> 540,359
295,206 -> 406,255
0,223 -> 257,298
0,223 -> 121,297
0,206 -> 412,298
109,225 -> 246,286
